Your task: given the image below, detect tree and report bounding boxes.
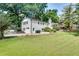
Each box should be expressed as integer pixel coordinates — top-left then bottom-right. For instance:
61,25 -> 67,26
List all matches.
21,3 -> 47,34
75,3 -> 79,24
22,3 -> 47,19
0,14 -> 10,39
0,3 -> 25,31
7,4 -> 25,31
45,9 -> 59,23
40,13 -> 48,22
61,4 -> 74,31
0,3 -> 47,31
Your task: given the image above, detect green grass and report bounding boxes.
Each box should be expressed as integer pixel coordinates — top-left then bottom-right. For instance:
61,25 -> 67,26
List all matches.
0,31 -> 79,56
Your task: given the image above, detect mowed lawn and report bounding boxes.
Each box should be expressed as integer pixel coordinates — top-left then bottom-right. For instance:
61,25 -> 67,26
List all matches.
0,31 -> 79,56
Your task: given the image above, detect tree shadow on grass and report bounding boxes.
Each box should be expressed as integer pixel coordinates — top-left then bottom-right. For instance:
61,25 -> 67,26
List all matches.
68,31 -> 79,36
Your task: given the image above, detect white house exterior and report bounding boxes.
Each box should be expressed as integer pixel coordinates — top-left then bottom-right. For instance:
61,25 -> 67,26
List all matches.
21,17 -> 53,34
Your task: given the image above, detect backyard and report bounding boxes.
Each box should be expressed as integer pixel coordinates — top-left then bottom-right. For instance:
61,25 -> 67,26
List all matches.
0,31 -> 79,56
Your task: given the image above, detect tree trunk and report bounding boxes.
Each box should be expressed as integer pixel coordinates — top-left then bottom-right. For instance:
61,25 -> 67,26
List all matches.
0,31 -> 4,39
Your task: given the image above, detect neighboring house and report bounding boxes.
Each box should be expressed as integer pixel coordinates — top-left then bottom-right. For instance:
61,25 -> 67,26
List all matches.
21,17 -> 53,34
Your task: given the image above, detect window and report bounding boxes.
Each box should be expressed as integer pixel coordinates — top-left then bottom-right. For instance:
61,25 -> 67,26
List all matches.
23,21 -> 28,25
26,27 -> 29,29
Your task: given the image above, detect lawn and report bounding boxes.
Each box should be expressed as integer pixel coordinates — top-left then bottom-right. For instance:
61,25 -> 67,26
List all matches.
0,31 -> 79,56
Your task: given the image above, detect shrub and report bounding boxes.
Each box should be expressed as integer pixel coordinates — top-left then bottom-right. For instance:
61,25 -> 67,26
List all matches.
43,27 -> 52,32
53,24 -> 60,31
52,29 -> 57,32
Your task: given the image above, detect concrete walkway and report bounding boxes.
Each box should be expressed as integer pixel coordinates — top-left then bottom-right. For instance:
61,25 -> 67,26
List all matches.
4,32 -> 50,37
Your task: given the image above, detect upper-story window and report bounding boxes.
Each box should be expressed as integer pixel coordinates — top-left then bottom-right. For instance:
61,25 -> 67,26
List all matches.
26,27 -> 29,29
23,21 -> 28,25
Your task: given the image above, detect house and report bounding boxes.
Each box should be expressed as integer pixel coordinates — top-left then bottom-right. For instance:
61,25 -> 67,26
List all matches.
21,17 -> 53,34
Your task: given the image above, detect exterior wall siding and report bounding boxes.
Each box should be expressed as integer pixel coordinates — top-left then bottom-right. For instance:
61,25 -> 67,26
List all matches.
21,17 -> 52,34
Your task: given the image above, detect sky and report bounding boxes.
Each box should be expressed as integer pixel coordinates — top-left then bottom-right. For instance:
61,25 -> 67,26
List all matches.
46,3 -> 69,16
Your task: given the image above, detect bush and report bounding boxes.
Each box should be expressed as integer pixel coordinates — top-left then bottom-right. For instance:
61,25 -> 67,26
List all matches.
53,24 -> 60,31
52,29 -> 57,32
43,27 -> 57,33
43,27 -> 52,32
